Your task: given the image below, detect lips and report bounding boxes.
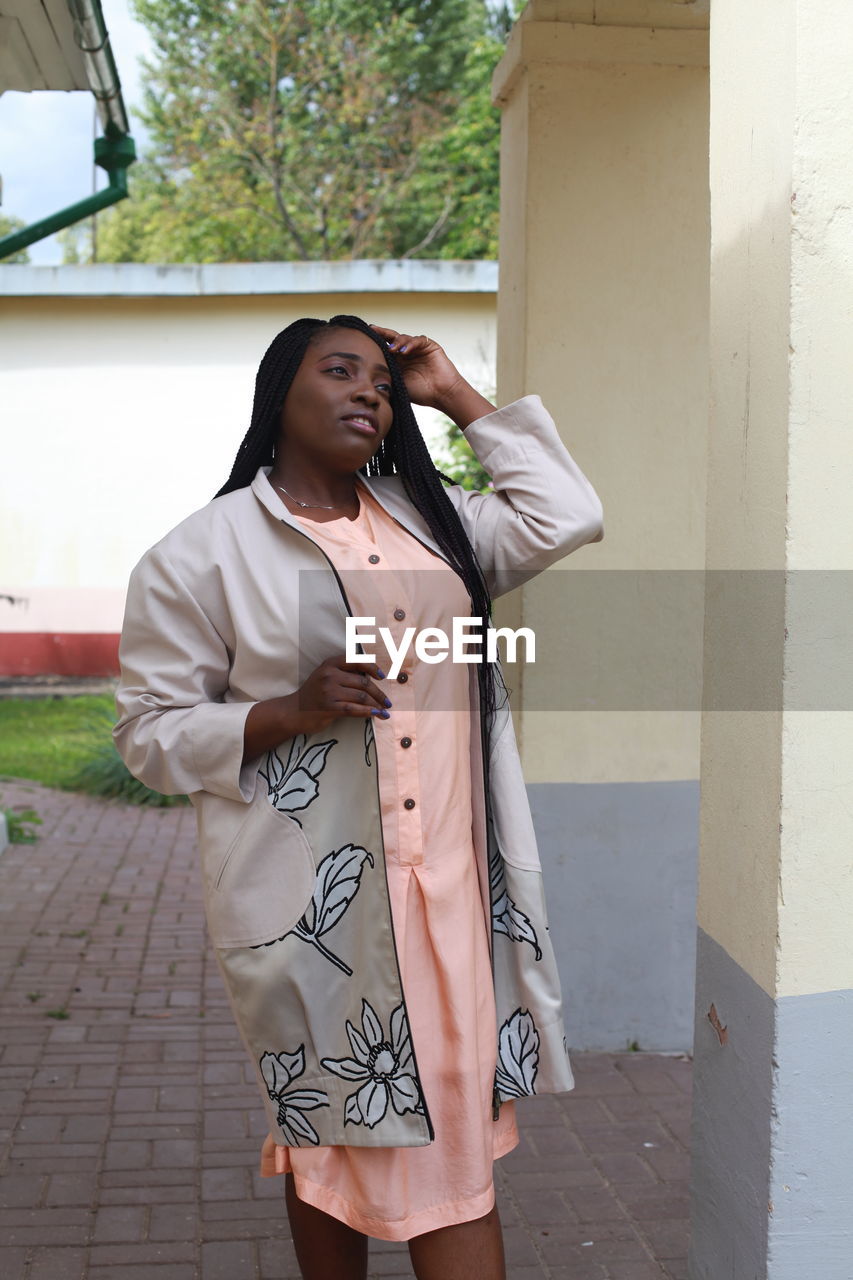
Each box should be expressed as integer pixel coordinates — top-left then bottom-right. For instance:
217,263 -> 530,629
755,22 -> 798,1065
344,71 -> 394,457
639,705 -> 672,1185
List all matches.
341,414 -> 378,435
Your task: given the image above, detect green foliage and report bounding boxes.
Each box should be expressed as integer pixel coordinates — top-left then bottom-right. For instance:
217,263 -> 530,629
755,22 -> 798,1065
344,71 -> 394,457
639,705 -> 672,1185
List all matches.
0,695 -> 118,787
57,222 -> 95,264
69,738 -> 186,807
0,215 -> 32,263
433,420 -> 493,492
63,703 -> 186,806
0,696 -> 186,807
88,0 -> 520,264
2,806 -> 42,843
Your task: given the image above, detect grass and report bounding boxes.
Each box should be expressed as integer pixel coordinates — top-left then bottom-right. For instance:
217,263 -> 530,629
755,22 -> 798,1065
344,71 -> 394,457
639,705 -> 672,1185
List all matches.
0,695 -> 186,807
2,805 -> 43,842
0,695 -> 117,789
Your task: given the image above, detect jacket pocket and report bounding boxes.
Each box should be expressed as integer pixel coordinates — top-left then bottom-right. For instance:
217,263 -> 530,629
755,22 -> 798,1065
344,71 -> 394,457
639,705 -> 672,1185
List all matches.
206,791 -> 316,950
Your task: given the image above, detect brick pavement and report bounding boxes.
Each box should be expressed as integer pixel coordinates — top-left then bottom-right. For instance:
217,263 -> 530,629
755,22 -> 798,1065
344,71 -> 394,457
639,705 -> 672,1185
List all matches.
0,780 -> 692,1280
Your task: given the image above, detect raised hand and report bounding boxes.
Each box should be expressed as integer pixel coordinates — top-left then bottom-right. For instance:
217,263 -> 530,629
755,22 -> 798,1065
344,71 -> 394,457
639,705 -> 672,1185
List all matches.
368,325 -> 465,410
369,324 -> 497,429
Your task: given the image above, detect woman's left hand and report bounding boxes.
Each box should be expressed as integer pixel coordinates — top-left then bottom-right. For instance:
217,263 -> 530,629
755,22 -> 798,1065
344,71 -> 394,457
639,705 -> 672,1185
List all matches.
369,324 -> 466,411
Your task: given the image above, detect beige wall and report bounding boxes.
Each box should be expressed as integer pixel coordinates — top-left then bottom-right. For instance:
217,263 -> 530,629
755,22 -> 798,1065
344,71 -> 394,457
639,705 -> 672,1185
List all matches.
699,0 -> 853,1000
493,4 -> 710,784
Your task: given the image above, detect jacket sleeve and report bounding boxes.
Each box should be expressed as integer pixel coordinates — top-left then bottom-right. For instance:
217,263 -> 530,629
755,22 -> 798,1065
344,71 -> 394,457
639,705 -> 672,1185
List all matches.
113,543 -> 258,802
443,394 -> 604,599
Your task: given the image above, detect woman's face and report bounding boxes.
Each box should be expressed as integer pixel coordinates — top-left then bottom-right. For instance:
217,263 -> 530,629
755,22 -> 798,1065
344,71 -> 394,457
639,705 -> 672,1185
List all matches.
277,327 -> 395,472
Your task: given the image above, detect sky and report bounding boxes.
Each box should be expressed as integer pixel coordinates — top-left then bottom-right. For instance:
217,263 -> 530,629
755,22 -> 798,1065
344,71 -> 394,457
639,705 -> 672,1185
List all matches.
0,0 -> 153,265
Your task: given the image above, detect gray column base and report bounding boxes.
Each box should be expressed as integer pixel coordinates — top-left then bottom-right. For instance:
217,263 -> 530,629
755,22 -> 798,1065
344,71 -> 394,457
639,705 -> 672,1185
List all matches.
528,779 -> 699,1052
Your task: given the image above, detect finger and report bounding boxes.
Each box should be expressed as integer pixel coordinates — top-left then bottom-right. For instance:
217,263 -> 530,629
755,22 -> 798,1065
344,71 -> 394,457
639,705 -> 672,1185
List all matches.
394,333 -> 434,356
337,659 -> 387,679
368,323 -> 398,341
337,673 -> 392,711
383,331 -> 416,353
336,700 -> 391,720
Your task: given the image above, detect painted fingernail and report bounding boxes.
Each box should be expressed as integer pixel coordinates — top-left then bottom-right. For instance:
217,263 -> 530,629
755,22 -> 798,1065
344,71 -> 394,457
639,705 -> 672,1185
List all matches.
398,345 -> 408,353
379,709 -> 390,718
376,668 -> 386,679
384,698 -> 392,708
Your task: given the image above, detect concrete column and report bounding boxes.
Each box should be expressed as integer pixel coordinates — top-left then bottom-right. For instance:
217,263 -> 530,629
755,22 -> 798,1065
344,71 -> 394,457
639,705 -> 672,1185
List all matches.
691,0 -> 853,1274
492,1 -> 709,1049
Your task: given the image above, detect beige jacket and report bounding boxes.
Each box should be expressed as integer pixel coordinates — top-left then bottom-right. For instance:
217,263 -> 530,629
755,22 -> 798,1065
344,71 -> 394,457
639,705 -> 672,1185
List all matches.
114,395 -> 604,1149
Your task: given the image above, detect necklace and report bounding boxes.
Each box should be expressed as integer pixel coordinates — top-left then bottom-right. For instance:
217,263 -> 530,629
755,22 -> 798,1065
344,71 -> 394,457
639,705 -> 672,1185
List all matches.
276,482 -> 357,510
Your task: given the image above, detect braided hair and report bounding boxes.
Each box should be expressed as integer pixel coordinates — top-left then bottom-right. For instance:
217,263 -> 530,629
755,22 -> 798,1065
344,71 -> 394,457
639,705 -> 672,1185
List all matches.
215,314 -> 503,729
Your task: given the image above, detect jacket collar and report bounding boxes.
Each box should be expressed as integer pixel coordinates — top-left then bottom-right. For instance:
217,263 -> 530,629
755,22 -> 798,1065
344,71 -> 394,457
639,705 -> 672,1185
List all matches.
250,466 -> 451,567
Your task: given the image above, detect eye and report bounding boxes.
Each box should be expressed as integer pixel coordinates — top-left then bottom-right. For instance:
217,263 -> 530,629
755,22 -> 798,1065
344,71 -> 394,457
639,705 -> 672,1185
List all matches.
376,381 -> 392,396
325,364 -> 350,376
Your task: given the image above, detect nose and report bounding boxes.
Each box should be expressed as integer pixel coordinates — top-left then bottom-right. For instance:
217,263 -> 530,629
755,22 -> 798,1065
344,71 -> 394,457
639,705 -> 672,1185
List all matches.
352,376 -> 380,406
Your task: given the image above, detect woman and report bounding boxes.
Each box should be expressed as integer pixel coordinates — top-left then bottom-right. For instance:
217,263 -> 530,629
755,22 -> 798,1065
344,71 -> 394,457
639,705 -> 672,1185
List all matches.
114,315 -> 604,1279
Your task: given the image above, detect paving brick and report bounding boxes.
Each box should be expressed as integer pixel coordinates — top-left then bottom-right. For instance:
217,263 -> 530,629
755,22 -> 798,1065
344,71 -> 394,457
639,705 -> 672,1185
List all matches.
500,1224 -> 544,1268
27,1247 -> 88,1280
91,1204 -> 147,1242
3,1223 -> 91,1247
102,1140 -> 153,1170
257,1236 -> 301,1280
99,1184 -> 195,1207
202,1166 -> 248,1201
151,1138 -> 197,1168
148,1203 -> 200,1242
0,783 -> 693,1279
606,1262 -> 669,1279
88,1265 -> 195,1280
157,1085 -> 198,1110
100,1168 -> 191,1189
200,1238 -> 257,1279
0,1173 -> 45,1208
44,1173 -> 97,1207
88,1241 -> 198,1268
367,1247 -> 415,1275
638,1219 -> 691,1259
14,1114 -> 64,1142
619,1192 -> 691,1222
0,1245 -> 28,1280
545,1262 -> 608,1280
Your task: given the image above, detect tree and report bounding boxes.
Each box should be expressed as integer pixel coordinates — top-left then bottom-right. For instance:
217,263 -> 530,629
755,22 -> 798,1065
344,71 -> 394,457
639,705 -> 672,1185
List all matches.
89,0 -> 518,264
0,215 -> 32,263
433,414 -> 493,493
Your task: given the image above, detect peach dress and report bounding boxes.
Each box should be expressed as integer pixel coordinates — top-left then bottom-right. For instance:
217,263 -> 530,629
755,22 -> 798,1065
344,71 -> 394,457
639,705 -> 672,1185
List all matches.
258,477 -> 518,1239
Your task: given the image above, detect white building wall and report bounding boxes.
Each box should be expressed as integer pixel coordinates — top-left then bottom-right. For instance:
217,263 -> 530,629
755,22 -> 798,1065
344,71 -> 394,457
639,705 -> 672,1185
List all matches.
0,261 -> 496,670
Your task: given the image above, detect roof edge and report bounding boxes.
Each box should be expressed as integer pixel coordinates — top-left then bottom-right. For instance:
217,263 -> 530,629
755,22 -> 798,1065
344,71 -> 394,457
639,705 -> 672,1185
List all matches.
0,260 -> 499,298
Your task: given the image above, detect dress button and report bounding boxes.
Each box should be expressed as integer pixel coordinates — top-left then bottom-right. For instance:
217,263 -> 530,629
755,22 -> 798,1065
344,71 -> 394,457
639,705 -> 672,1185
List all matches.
397,672 -> 409,683
400,736 -> 412,748
368,554 -> 380,564
394,607 -> 406,620
403,798 -> 416,810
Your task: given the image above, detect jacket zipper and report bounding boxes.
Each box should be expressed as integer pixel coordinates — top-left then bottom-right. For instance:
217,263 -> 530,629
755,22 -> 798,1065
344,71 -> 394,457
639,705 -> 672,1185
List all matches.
280,516 -> 436,1142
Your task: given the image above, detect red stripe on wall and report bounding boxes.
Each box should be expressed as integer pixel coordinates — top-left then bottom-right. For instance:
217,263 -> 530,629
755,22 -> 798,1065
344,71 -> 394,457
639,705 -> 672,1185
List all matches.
0,634 -> 121,678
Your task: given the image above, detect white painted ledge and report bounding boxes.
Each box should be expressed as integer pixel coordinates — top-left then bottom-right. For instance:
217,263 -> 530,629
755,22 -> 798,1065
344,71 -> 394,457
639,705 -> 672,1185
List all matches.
0,260 -> 498,298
